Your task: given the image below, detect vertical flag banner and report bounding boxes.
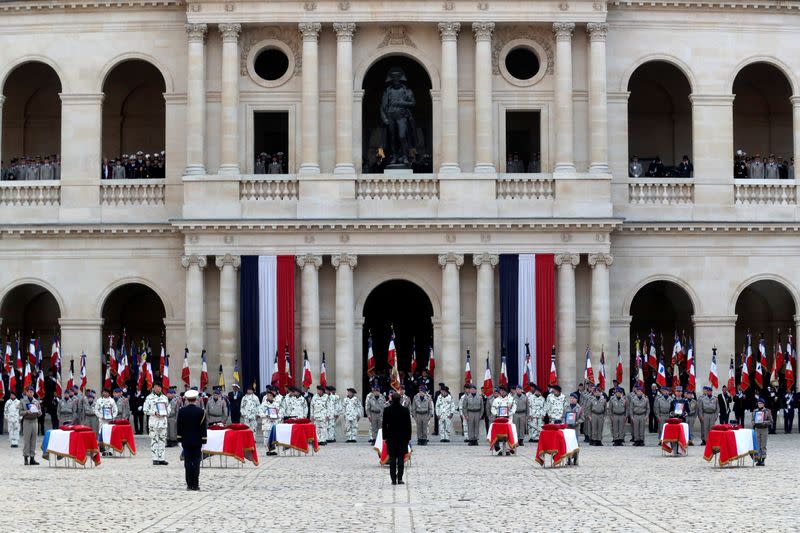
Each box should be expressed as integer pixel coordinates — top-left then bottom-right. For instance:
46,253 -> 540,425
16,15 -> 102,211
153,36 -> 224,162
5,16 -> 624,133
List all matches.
499,254 -> 555,390
708,347 -> 719,389
240,255 -> 296,393
464,350 -> 472,385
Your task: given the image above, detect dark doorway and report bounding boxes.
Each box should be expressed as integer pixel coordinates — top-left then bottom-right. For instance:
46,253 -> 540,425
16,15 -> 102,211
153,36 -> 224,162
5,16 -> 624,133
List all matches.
361,55 -> 433,173
362,280 -> 433,396
505,111 -> 541,173
254,111 -> 289,174
735,280 -> 795,374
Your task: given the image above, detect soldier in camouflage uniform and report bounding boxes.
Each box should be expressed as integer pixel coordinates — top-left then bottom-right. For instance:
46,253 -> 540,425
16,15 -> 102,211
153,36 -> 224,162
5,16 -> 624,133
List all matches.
258,389 -> 282,454
205,388 -> 229,425
490,386 -> 517,454
167,388 -> 181,447
512,385 -> 528,446
462,384 -> 483,446
365,385 -> 386,444
698,386 -> 719,445
325,386 -> 342,442
58,389 -> 77,425
142,382 -> 170,465
578,383 -> 593,442
4,391 -> 20,447
526,385 -> 546,442
608,387 -> 627,446
544,385 -> 568,424
627,385 -> 650,446
72,387 -> 85,425
83,392 -> 99,432
411,385 -> 433,445
310,385 -> 329,445
435,386 -> 456,442
342,388 -> 362,442
240,385 -> 261,434
284,387 -> 308,419
588,387 -> 607,446
94,389 -> 119,456
114,388 -> 131,422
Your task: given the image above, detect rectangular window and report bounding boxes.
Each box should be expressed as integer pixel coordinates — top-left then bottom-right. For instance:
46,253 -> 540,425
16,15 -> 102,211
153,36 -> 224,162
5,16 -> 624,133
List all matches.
505,111 -> 541,173
253,111 -> 289,174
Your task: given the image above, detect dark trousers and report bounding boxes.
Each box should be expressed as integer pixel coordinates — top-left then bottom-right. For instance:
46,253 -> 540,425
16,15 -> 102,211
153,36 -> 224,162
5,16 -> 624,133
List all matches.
133,411 -> 144,434
769,408 -> 778,433
48,407 -> 59,431
784,409 -> 794,433
388,454 -> 405,483
0,406 -> 4,435
183,446 -> 202,489
648,410 -> 658,432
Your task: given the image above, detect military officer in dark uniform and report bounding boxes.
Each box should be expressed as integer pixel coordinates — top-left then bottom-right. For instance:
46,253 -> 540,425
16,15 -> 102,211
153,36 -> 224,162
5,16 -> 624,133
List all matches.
177,389 -> 207,491
228,383 -> 243,424
783,389 -> 795,433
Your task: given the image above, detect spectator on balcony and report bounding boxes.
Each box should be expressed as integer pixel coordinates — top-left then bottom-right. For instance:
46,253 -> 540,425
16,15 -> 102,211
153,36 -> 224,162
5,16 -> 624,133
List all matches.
789,158 -> 795,180
268,156 -> 282,174
748,153 -> 764,179
527,153 -> 541,173
675,155 -> 693,178
734,150 -> 747,179
101,158 -> 112,179
507,153 -> 525,173
765,155 -> 780,179
646,156 -> 665,178
111,159 -> 126,180
255,153 -> 268,174
629,156 -> 643,178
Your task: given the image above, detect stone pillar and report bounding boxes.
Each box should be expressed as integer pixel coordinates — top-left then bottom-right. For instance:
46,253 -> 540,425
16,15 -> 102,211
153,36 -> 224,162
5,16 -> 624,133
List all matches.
552,22 -> 576,173
438,22 -> 461,174
333,23 -> 357,175
218,23 -> 242,175
185,23 -> 208,175
791,96 -> 800,179
59,93 -> 104,218
182,254 -> 207,376
297,254 -> 322,382
0,95 -> 5,174
587,23 -> 609,174
438,253 -> 464,388
216,254 -> 240,386
555,253 -> 579,392
299,22 -> 322,175
693,315 -> 737,389
473,253 -> 498,365
690,95 -> 735,205
472,22 -> 495,173
59,318 -> 104,391
332,253 -> 358,387
588,253 -> 612,357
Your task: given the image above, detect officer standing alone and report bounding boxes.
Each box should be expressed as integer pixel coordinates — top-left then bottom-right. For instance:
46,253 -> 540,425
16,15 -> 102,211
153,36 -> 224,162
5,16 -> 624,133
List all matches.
177,389 -> 207,490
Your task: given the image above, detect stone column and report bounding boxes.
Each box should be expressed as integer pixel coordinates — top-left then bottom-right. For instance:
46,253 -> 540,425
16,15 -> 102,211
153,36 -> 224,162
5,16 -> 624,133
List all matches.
690,95 -> 735,205
185,23 -> 208,175
218,23 -> 242,175
182,254 -> 207,375
587,23 -> 609,174
299,22 -> 322,175
333,23 -> 357,175
588,253 -> 612,357
791,96 -> 800,179
59,318 -> 104,391
555,253 -> 579,392
552,22 -> 576,173
473,253 -> 498,365
438,253 -> 464,388
0,95 -> 5,174
216,254 -> 240,386
297,254 -> 322,381
693,315 -> 737,389
438,22 -> 461,174
332,254 -> 358,387
472,22 -> 495,173
59,93 -> 104,218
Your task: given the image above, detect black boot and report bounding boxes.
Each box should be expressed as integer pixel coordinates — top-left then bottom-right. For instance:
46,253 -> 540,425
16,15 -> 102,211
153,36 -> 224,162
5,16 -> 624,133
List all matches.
29,457 -> 39,466
24,457 -> 29,466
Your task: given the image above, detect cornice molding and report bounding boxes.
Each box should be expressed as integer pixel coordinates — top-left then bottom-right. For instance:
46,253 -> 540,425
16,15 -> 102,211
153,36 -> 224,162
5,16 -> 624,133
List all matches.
609,0 -> 800,11
617,222 -> 800,234
0,224 -> 177,237
0,0 -> 183,12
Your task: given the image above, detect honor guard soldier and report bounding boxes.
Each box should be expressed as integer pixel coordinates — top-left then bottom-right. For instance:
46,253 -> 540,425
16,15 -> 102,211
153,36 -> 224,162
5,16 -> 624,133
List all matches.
783,389 -> 796,434
114,388 -> 131,422
526,385 -> 546,442
95,389 -> 118,455
685,390 -> 698,444
258,389 -> 282,453
698,386 -> 719,445
176,389 -> 207,491
462,384 -> 483,446
458,384 -> 470,442
58,388 -> 77,424
240,385 -> 261,434
718,386 -> 733,424
326,386 -> 342,442
228,383 -> 243,424
752,397 -> 773,466
484,388 -> 499,428
627,386 -> 650,446
4,391 -> 20,448
411,385 -> 433,445
365,385 -> 387,444
342,388 -> 363,443
490,386 -> 517,422
310,385 -> 329,446
564,393 -> 584,465
544,385 -> 568,424
608,387 -> 627,446
512,385 -> 528,446
84,391 -> 99,432
20,387 -> 41,465
142,382 -> 170,465
654,386 -> 673,429
588,386 -> 607,446
167,388 -> 181,447
434,386 -> 456,442
205,387 -> 229,426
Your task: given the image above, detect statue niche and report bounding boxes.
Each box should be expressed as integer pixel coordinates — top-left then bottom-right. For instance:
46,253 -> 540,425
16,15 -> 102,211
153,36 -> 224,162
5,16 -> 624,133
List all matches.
381,67 -> 417,168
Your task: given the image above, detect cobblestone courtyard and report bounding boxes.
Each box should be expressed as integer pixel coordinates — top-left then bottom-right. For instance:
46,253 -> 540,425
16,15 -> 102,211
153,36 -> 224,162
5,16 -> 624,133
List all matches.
3,431 -> 796,532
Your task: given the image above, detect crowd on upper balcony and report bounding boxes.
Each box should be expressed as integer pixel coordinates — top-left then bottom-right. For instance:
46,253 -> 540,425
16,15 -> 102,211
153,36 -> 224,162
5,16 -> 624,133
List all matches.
733,151 -> 795,180
505,152 -> 541,173
254,152 -> 288,174
101,151 -> 166,180
1,155 -> 61,181
629,155 -> 694,178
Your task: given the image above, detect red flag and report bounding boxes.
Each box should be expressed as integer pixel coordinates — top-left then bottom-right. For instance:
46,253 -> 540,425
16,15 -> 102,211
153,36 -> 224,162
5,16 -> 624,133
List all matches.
108,336 -> 118,377
199,350 -> 208,390
687,351 -> 697,392
182,348 -> 191,387
464,350 -> 472,385
3,343 -> 11,375
427,346 -> 436,377
755,337 -> 765,388
36,369 -> 45,399
499,354 -> 508,389
786,356 -> 795,392
776,333 -> 785,375
79,353 -> 87,392
302,350 -> 312,389
0,372 -> 4,398
634,339 -> 645,390
54,370 -> 62,399
271,351 -> 280,387
320,353 -> 327,389
708,347 -> 719,389
615,342 -> 623,384
584,347 -> 595,386
740,358 -> 750,392
366,334 -> 375,378
104,364 -> 112,391
27,339 -> 36,367
162,354 -> 171,391
159,344 -> 166,379
598,349 -> 607,392
23,361 -> 33,390
522,342 -> 533,392
656,358 -> 667,388
548,346 -> 558,387
117,348 -> 129,388
65,359 -> 74,392
647,331 -> 658,369
387,329 -> 397,368
671,362 -> 680,389
51,338 -> 61,374
482,358 -> 493,396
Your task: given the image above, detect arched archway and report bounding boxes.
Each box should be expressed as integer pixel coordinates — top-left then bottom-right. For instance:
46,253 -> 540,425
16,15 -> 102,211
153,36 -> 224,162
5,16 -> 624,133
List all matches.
101,282 -> 167,389
362,279 -> 433,396
733,62 -> 793,174
629,280 -> 694,389
627,61 -> 692,173
735,280 -> 796,391
361,55 -> 433,173
102,59 -> 166,177
2,62 -> 62,172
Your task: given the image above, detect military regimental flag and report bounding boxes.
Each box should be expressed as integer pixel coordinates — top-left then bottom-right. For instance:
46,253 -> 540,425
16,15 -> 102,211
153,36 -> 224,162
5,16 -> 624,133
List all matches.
51,337 -> 61,374
483,358 -> 493,396
464,350 -> 472,385
499,353 -> 508,389
522,342 -> 533,392
548,346 -> 558,387
776,332 -> 785,374
117,344 -> 129,389
635,339 -> 645,390
656,357 -> 667,388
598,348 -> 607,392
755,336 -> 765,388
320,353 -> 327,389
182,348 -> 191,387
647,331 -> 658,370
302,350 -> 312,389
769,349 -> 779,387
387,328 -> 397,369
687,341 -> 696,392
428,346 -> 436,377
708,347 -> 719,389
786,355 -> 795,392
200,350 -> 209,390
616,342 -> 624,385
673,333 -> 684,366
584,346 -> 595,386
727,358 -> 735,391
218,364 -> 225,389
23,360 -> 33,390
36,369 -> 45,399
233,363 -> 240,386
410,341 -> 417,376
740,356 -> 750,392
366,333 -> 376,378
65,359 -> 74,392
79,353 -> 87,392
271,350 -> 280,387
162,355 -> 170,391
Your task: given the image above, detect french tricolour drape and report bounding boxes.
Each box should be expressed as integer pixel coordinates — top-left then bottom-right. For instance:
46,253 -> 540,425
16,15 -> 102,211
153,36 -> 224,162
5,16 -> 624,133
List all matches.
240,255 -> 295,392
499,254 -> 555,390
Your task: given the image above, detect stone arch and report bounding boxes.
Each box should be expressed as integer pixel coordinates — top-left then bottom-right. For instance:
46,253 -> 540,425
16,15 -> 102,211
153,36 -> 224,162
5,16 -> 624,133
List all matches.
0,55 -> 68,94
354,45 -> 441,93
727,56 -> 799,97
96,277 -> 174,319
97,52 -> 174,94
728,274 -> 800,317
619,54 -> 697,94
356,272 -> 441,320
623,274 -> 700,317
0,278 -> 66,318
